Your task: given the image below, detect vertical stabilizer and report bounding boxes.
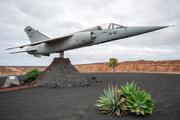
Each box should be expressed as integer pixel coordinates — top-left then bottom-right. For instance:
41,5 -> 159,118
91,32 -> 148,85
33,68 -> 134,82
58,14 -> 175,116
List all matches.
24,26 -> 50,43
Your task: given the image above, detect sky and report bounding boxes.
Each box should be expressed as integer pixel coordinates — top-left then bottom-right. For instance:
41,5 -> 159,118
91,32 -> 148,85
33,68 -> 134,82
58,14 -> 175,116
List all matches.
0,0 -> 179,66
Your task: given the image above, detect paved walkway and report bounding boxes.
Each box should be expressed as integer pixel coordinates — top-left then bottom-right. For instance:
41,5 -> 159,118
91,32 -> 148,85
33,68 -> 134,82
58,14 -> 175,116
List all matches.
0,85 -> 32,92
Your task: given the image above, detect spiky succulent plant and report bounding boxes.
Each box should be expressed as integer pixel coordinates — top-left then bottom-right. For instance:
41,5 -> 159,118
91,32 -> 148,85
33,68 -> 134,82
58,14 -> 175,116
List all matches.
126,89 -> 154,115
95,84 -> 128,116
121,81 -> 137,97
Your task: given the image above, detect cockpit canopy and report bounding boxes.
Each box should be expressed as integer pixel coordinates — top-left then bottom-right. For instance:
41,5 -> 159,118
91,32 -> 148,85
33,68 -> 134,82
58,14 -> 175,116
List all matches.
97,23 -> 125,30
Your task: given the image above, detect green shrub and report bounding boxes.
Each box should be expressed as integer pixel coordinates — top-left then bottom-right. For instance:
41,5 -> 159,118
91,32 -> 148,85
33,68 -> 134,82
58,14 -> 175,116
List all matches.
121,81 -> 138,97
96,82 -> 154,116
24,69 -> 43,81
95,84 -> 128,116
126,89 -> 154,115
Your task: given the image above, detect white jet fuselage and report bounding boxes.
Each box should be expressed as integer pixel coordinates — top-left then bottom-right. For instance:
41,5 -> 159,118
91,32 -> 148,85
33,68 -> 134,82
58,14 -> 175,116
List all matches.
7,23 -> 171,57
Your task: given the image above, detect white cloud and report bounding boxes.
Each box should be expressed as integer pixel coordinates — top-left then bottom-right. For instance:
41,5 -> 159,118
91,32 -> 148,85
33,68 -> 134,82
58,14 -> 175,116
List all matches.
0,0 -> 179,66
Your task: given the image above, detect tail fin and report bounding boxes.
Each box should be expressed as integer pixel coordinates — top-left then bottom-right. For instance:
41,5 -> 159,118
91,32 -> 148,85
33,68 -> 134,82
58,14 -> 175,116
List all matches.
24,26 -> 50,43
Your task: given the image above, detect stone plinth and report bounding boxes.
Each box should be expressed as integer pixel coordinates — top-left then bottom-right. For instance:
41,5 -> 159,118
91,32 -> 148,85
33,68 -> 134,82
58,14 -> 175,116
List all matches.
2,75 -> 20,88
31,58 -> 87,87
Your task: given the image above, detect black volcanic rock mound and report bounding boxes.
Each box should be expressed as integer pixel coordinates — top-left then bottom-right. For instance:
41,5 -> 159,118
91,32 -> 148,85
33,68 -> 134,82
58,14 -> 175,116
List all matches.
31,58 -> 87,87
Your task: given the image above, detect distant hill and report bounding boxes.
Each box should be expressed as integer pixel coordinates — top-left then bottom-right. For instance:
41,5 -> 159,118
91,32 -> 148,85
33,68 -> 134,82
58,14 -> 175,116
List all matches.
0,66 -> 46,76
0,60 -> 180,76
74,60 -> 180,74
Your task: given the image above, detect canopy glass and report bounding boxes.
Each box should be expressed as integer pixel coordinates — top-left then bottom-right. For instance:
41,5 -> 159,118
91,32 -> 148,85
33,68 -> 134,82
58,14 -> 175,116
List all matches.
97,23 -> 125,30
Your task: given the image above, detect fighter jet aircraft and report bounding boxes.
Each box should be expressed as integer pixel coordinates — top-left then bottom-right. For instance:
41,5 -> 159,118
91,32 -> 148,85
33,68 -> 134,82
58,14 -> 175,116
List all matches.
6,23 -> 172,58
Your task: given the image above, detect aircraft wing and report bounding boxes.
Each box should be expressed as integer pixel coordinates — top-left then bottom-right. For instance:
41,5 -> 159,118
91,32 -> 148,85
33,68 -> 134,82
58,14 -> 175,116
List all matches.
9,48 -> 37,54
6,34 -> 73,50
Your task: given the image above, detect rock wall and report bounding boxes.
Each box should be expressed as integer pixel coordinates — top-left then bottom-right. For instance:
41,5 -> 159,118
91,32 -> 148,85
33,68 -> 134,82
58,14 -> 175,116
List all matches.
74,60 -> 180,73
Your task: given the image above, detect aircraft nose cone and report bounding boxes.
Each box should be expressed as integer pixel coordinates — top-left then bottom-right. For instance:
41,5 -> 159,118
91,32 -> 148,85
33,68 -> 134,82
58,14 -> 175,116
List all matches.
126,26 -> 169,37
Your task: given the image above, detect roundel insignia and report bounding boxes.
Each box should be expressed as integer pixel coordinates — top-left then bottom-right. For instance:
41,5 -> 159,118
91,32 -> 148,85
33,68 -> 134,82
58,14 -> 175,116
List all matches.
75,36 -> 79,41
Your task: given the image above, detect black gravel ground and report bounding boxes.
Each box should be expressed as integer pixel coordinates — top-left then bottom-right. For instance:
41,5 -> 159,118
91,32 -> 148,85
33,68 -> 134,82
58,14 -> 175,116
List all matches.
0,73 -> 180,120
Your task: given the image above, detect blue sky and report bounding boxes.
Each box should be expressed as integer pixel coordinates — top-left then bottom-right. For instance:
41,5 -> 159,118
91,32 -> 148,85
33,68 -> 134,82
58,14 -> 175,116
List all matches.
0,0 -> 179,66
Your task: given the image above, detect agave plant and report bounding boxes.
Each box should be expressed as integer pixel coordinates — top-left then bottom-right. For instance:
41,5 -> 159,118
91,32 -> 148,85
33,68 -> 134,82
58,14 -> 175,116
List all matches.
126,89 -> 154,115
121,81 -> 137,97
95,84 -> 128,116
